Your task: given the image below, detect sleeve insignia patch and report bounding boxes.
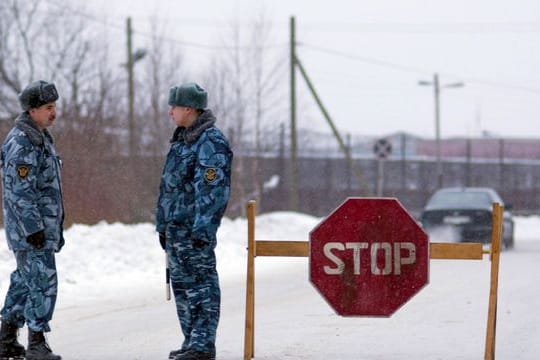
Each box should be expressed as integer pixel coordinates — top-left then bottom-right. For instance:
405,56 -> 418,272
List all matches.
17,165 -> 30,179
204,168 -> 218,182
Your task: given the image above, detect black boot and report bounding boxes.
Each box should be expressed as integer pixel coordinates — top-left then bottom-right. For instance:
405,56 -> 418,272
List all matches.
169,348 -> 186,359
0,321 -> 25,359
26,330 -> 61,360
175,349 -> 216,360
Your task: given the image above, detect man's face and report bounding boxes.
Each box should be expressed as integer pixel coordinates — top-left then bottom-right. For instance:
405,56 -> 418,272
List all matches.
29,102 -> 57,129
168,106 -> 195,127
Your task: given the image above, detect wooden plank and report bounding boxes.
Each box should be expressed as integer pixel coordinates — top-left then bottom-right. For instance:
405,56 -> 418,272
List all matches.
255,241 -> 309,257
430,242 -> 484,260
254,241 -> 485,260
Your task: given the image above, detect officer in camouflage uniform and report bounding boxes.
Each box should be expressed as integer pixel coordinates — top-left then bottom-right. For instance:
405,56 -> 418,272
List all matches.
0,81 -> 64,360
156,83 -> 232,360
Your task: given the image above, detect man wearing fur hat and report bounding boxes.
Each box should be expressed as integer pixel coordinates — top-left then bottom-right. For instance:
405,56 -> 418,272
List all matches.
0,80 -> 64,360
156,82 -> 233,360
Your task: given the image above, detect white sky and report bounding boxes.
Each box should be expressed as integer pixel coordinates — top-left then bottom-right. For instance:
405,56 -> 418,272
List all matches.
67,0 -> 540,138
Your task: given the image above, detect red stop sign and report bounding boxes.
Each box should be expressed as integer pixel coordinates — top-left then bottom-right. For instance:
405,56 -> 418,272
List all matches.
309,198 -> 429,316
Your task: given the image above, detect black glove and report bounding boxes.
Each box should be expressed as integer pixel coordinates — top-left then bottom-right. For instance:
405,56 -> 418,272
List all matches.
27,230 -> 45,249
159,232 -> 166,250
192,238 -> 208,249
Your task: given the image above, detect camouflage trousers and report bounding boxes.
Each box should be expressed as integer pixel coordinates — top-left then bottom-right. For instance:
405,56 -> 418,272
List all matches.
0,250 -> 58,332
166,230 -> 220,354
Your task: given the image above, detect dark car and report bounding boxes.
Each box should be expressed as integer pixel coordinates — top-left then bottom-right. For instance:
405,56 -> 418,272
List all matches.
420,187 -> 514,248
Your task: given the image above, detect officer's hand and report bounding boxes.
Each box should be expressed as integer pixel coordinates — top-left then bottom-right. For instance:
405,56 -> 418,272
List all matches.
192,239 -> 208,249
27,230 -> 45,249
159,232 -> 166,250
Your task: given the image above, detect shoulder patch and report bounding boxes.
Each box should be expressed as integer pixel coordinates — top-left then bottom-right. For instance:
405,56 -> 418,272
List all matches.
17,165 -> 30,179
204,168 -> 218,183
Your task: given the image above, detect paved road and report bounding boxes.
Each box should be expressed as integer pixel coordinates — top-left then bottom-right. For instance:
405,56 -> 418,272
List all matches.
43,237 -> 540,359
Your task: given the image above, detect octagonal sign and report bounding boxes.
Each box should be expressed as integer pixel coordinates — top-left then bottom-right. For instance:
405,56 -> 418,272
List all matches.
309,198 -> 429,317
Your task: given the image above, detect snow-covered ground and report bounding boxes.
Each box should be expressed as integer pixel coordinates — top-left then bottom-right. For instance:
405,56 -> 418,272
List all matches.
0,212 -> 539,359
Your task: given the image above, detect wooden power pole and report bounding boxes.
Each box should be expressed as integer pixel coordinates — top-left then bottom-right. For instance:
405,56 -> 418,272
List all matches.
289,16 -> 299,211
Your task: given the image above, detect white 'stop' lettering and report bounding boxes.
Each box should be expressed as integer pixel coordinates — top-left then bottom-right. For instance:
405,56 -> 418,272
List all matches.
323,242 -> 417,275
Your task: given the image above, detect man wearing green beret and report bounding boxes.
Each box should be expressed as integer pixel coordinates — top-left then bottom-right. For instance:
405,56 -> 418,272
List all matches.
0,80 -> 64,360
156,82 -> 233,360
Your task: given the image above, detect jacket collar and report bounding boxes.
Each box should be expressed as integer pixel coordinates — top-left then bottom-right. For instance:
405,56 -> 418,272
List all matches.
170,109 -> 216,144
14,112 -> 54,146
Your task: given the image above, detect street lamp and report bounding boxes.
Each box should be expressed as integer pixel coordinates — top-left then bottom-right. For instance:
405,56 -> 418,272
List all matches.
418,73 -> 464,188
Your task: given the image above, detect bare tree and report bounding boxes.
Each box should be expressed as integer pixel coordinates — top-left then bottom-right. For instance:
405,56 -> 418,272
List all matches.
0,0 -> 89,119
0,1 -> 290,222
139,16 -> 185,157
0,0 -> 136,223
203,13 -> 287,215
0,0 -> 40,118
247,12 -> 288,209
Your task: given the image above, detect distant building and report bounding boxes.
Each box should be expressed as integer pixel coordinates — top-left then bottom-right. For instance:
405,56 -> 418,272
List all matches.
289,128 -> 540,161
360,132 -> 540,161
414,137 -> 540,161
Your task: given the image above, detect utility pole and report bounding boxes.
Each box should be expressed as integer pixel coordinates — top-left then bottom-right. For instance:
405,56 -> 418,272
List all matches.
419,73 -> 464,189
289,16 -> 299,211
401,133 -> 406,191
295,57 -> 370,195
287,16 -> 370,197
433,74 -> 442,189
126,17 -> 135,157
125,17 -> 147,158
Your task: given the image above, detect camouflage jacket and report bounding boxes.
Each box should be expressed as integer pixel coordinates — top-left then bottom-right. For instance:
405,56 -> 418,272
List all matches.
156,110 -> 233,244
1,113 -> 65,251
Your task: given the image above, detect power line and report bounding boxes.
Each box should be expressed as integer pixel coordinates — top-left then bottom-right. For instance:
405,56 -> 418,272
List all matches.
42,0 -> 125,31
300,43 -> 431,76
441,74 -> 540,95
302,20 -> 540,34
131,30 -> 287,51
40,0 -> 288,51
34,0 -> 540,95
300,43 -> 540,95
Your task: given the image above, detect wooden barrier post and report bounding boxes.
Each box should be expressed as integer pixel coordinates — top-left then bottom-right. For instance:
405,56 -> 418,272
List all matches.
243,201 -> 504,359
485,203 -> 503,360
244,200 -> 256,360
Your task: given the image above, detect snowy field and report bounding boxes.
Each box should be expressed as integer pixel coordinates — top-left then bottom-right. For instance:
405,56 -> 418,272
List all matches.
0,212 -> 539,359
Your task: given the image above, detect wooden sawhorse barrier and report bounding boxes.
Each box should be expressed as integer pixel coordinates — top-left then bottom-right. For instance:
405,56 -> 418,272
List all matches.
243,200 -> 503,360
